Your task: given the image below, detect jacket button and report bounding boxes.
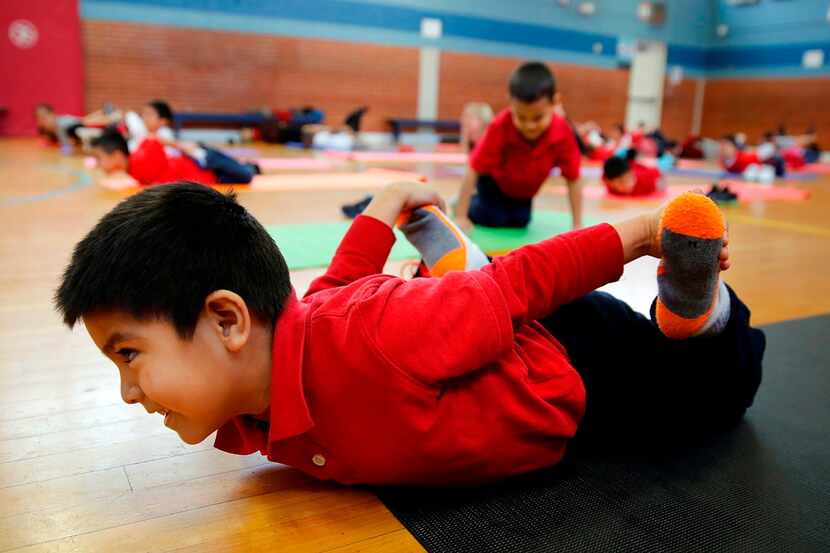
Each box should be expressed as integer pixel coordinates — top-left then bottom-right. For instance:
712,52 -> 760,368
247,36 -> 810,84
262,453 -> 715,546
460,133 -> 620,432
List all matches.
312,454 -> 327,467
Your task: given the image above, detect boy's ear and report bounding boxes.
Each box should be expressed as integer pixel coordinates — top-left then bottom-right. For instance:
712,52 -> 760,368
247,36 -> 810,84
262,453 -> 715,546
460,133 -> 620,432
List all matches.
203,290 -> 251,352
553,92 -> 562,106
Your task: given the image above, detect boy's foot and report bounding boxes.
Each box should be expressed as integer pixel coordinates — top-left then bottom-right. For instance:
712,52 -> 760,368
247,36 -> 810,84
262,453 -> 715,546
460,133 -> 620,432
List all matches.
656,192 -> 730,339
341,195 -> 373,219
398,206 -> 489,277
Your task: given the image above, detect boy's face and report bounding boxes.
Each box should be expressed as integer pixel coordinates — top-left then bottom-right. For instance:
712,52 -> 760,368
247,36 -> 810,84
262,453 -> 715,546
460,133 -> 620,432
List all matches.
84,310 -> 240,444
141,105 -> 165,133
509,97 -> 554,141
93,147 -> 128,174
35,108 -> 55,131
605,171 -> 634,194
720,140 -> 737,159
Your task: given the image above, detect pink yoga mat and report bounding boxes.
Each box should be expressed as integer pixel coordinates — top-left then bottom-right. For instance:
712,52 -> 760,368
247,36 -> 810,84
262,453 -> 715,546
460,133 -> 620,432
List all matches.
256,158 -> 342,171
797,163 -> 830,175
250,168 -> 426,191
324,151 -> 468,164
675,159 -> 712,169
552,183 -> 809,202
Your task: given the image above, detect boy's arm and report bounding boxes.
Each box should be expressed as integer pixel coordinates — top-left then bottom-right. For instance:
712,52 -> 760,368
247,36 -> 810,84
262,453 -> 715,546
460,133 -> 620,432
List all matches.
304,183 -> 445,298
559,127 -> 584,229
352,183 -> 678,386
478,222 -> 623,328
359,207 -> 647,387
303,215 -> 396,297
566,178 -> 583,229
454,168 -> 477,232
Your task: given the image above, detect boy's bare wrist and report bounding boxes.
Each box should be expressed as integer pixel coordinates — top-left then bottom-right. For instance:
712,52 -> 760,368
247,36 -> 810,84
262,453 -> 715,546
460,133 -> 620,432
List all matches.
638,214 -> 657,258
612,214 -> 655,264
362,187 -> 405,227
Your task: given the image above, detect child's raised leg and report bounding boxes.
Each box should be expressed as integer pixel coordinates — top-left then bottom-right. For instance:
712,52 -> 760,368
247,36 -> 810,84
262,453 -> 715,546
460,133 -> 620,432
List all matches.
543,193 -> 765,448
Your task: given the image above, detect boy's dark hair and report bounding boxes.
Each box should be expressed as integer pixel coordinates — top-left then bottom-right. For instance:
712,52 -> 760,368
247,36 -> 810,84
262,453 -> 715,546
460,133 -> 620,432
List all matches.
91,130 -> 130,157
147,100 -> 174,123
721,134 -> 737,145
509,62 -> 556,103
603,153 -> 633,180
55,183 -> 292,339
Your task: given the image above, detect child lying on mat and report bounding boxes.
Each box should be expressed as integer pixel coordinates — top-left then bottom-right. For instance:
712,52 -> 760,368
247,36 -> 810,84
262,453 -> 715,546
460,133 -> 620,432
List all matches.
719,135 -> 778,183
91,130 -> 260,186
456,61 -> 583,230
56,181 -> 765,485
602,149 -> 665,197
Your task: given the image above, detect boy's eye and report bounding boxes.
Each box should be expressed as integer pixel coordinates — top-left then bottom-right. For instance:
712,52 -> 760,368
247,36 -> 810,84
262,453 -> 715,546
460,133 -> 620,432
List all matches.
116,348 -> 138,363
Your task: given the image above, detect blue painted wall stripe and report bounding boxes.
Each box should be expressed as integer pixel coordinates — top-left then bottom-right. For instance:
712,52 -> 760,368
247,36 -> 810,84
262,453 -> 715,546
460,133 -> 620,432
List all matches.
83,0 -> 617,61
706,42 -> 830,70
81,0 -> 830,78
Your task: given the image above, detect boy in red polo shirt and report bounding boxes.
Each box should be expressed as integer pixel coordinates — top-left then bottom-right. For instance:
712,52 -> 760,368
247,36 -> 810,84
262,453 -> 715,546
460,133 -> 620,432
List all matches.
456,62 -> 583,230
602,150 -> 665,197
56,182 -> 764,485
91,130 -> 259,186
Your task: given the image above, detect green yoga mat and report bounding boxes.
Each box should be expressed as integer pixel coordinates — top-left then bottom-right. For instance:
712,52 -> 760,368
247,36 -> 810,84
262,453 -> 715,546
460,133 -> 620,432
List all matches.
268,211 -> 597,270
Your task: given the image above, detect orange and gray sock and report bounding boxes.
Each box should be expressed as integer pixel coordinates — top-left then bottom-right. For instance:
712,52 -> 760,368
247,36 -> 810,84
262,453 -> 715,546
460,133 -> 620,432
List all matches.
398,206 -> 489,277
656,192 -> 731,339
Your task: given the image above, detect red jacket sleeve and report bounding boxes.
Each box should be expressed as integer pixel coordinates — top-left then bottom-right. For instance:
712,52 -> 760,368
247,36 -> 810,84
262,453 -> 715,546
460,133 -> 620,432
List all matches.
353,223 -> 624,386
304,215 -> 395,298
479,223 -> 623,328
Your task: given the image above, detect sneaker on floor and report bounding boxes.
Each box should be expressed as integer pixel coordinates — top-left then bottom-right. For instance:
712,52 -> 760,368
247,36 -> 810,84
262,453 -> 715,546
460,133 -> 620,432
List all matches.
706,183 -> 738,205
341,195 -> 373,219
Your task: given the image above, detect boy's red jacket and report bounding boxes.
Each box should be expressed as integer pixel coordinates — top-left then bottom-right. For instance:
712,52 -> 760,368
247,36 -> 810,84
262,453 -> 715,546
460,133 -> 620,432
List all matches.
722,151 -> 760,174
128,139 -> 216,186
215,215 -> 624,485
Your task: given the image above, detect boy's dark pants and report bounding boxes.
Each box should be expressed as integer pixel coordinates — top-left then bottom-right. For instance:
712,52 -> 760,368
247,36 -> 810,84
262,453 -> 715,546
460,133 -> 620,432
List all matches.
541,285 -> 765,449
199,144 -> 259,184
469,174 -> 532,228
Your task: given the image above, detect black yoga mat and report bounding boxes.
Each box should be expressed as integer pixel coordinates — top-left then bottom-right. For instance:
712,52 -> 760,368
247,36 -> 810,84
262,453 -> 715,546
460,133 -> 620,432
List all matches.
375,314 -> 830,553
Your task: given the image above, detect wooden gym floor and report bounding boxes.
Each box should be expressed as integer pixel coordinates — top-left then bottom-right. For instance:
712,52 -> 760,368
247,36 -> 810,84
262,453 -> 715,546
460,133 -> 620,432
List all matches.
2,138 -> 829,552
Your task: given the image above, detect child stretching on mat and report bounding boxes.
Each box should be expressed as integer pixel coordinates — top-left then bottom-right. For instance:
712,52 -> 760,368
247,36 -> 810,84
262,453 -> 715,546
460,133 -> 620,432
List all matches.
56,179 -> 765,485
91,130 -> 260,186
602,149 -> 665,197
456,61 -> 583,231
122,99 -> 177,153
460,102 -> 495,154
719,135 -> 776,183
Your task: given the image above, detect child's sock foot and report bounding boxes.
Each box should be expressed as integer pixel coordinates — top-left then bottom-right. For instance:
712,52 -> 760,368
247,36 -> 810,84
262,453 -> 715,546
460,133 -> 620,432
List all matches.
398,206 -> 489,277
656,192 -> 730,339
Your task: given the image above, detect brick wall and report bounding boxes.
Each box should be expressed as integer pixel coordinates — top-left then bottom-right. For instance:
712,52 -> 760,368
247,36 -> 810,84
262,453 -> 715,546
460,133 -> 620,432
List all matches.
83,20 -> 704,141
82,20 -> 419,131
701,77 -> 830,144
661,78 -> 698,141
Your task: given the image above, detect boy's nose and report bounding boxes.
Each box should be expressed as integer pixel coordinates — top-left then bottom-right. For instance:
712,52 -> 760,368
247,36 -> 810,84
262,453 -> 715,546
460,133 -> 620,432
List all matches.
120,378 -> 144,405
